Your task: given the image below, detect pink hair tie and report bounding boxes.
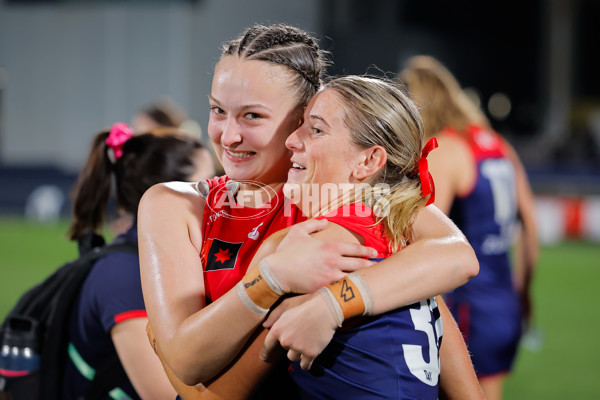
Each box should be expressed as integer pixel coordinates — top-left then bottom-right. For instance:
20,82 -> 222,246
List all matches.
106,122 -> 134,160
416,138 -> 438,206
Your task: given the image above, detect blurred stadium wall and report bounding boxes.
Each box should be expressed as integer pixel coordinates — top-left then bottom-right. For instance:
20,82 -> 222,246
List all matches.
0,0 -> 598,244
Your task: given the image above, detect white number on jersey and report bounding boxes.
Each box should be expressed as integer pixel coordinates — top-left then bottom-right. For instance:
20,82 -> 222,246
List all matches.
402,298 -> 443,386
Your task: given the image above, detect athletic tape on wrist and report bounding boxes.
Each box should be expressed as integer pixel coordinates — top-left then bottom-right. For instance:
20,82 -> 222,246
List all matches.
347,272 -> 373,316
239,263 -> 281,312
321,272 -> 373,323
318,287 -> 344,327
236,281 -> 269,317
258,258 -> 284,295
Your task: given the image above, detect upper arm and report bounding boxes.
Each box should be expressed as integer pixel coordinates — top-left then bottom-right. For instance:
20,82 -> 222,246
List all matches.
505,144 -> 538,236
428,134 -> 475,214
504,142 -> 539,267
411,205 -> 467,244
138,182 -> 207,344
111,318 -> 177,400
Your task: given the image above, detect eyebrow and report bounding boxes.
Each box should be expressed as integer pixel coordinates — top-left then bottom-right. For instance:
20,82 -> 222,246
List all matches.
309,114 -> 331,128
208,95 -> 272,113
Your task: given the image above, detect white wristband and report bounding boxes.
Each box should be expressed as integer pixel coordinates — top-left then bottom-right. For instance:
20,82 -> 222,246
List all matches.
318,287 -> 344,328
236,281 -> 269,317
258,258 -> 284,295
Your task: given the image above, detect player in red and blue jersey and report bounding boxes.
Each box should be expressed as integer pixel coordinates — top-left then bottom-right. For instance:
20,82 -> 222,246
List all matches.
63,126 -> 208,399
442,125 -> 522,377
140,25 -> 483,399
146,76 -> 480,399
402,56 -> 539,400
288,205 -> 443,400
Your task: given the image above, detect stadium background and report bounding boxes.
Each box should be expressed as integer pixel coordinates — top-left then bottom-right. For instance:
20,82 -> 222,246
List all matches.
1,0 -> 599,398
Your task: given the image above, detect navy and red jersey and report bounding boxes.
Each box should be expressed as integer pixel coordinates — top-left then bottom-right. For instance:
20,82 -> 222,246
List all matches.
62,225 -> 145,400
443,124 -> 522,376
200,176 -> 306,302
289,205 -> 442,399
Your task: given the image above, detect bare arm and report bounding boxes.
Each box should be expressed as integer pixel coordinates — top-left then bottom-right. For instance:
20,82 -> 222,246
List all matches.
147,322 -> 277,400
111,318 -> 177,399
505,143 -> 539,325
139,185 -> 374,385
361,205 -> 478,315
139,182 -> 266,385
437,297 -> 485,400
262,210 -> 478,365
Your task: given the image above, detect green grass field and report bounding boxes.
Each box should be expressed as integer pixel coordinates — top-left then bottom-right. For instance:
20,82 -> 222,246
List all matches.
1,217 -> 599,398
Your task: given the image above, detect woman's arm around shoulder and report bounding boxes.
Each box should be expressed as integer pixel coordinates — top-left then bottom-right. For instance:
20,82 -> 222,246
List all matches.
138,181 -> 208,380
357,205 -> 478,315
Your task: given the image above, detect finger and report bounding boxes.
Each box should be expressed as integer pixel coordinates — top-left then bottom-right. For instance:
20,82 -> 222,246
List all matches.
289,218 -> 329,237
287,349 -> 302,362
335,257 -> 376,272
260,331 -> 279,361
300,354 -> 315,370
263,305 -> 285,328
334,242 -> 378,259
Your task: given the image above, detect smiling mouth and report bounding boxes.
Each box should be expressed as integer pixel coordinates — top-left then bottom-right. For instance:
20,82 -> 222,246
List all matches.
291,162 -> 306,170
225,148 -> 255,159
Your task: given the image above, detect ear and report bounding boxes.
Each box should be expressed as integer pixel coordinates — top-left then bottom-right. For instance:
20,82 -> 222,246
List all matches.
353,146 -> 387,181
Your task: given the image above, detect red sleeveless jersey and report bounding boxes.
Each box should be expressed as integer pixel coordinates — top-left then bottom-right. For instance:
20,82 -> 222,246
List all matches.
200,177 -> 306,302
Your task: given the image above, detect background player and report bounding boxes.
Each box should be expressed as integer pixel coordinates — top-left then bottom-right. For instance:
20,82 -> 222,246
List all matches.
400,55 -> 539,400
64,123 -> 208,399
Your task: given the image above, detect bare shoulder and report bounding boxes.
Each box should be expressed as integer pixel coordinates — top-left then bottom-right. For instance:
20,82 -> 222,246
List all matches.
434,133 -> 472,161
138,181 -> 206,249
140,181 -> 205,216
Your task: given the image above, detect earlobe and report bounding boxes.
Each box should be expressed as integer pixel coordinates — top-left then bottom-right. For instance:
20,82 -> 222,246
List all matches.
353,146 -> 387,180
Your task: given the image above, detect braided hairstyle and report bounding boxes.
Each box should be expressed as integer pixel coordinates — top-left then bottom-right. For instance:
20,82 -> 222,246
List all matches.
68,129 -> 202,240
222,24 -> 330,110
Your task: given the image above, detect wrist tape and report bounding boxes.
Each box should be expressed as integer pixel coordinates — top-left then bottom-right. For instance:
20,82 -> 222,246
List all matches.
318,272 -> 373,327
237,259 -> 282,316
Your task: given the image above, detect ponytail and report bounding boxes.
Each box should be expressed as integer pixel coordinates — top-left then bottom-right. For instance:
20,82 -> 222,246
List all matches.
68,130 -> 113,240
69,126 -> 204,241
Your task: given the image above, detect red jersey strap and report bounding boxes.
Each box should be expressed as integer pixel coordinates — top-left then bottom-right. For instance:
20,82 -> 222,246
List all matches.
442,125 -> 507,161
316,204 -> 391,258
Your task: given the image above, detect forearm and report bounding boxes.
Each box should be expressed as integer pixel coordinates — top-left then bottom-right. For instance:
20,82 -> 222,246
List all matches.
161,286 -> 266,385
360,205 -> 477,315
358,236 -> 477,315
149,324 -> 275,399
437,297 -> 484,400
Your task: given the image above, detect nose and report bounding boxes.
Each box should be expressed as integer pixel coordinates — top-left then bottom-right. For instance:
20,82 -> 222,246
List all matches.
285,126 -> 303,152
221,117 -> 243,147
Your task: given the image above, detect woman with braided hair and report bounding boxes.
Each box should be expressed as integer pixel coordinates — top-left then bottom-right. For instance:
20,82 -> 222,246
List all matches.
140,24 -> 482,399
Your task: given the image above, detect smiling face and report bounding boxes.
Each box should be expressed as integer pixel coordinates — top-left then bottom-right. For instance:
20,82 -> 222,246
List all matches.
285,89 -> 374,214
208,56 -> 301,189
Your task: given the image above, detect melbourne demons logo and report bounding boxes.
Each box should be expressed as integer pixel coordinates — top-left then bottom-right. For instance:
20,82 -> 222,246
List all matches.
201,238 -> 243,271
201,179 -> 280,221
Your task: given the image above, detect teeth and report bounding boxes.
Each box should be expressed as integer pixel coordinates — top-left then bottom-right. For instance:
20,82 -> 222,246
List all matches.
226,149 -> 254,158
292,162 -> 306,169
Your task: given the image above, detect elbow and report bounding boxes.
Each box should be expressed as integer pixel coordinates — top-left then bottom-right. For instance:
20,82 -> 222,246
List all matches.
167,351 -> 213,386
460,243 -> 479,283
158,340 -> 213,387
